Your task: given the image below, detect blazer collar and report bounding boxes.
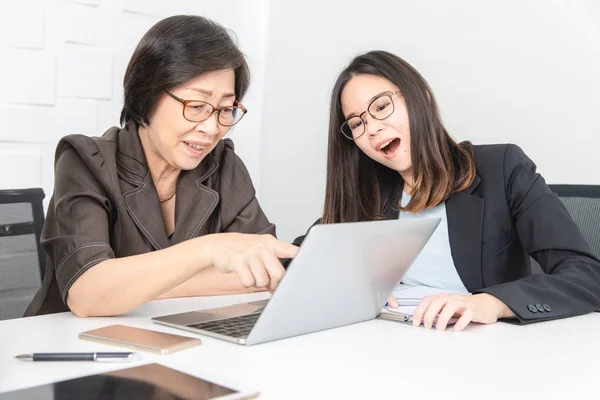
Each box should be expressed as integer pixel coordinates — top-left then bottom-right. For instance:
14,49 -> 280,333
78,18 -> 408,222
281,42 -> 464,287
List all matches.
117,121 -> 220,250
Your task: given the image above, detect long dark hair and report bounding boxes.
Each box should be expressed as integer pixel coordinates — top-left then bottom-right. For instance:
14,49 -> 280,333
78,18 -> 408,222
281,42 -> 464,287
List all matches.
120,15 -> 250,126
322,50 -> 476,224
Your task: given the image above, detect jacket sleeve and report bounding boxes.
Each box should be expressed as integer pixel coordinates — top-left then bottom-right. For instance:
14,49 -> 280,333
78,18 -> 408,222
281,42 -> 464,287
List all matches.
42,140 -> 116,305
475,144 -> 600,323
218,140 -> 275,236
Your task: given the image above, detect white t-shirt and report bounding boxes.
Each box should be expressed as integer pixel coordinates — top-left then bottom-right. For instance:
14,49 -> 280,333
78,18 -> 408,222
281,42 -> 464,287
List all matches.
398,191 -> 469,294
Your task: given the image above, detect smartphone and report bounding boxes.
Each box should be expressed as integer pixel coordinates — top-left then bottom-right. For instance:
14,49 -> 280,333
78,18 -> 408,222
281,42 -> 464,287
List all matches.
79,324 -> 201,355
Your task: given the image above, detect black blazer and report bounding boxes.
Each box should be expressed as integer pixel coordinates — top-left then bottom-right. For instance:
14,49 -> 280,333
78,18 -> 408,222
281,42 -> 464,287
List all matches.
290,144 -> 600,324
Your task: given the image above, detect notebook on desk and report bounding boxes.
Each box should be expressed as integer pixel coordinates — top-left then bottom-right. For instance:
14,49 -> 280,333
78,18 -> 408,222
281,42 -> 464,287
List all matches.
0,363 -> 257,400
378,284 -> 469,326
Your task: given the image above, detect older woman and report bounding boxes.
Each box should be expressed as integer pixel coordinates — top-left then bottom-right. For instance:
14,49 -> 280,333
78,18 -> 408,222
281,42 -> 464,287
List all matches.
25,15 -> 296,317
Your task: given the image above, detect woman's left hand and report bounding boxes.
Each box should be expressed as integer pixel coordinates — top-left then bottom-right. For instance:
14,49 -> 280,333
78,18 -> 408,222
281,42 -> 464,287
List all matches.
409,293 -> 514,331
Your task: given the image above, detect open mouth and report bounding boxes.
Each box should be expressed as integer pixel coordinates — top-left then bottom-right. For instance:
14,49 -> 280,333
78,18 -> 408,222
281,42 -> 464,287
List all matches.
183,141 -> 206,151
378,138 -> 400,155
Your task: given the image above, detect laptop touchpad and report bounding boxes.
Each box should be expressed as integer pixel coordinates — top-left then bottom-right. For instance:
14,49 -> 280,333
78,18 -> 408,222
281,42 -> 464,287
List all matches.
209,303 -> 264,318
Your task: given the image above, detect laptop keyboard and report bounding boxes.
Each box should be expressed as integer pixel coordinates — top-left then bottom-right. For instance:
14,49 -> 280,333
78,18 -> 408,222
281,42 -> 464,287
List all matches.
187,313 -> 261,338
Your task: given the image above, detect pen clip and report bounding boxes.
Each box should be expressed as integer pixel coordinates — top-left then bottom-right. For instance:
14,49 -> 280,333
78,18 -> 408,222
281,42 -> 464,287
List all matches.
96,352 -> 140,363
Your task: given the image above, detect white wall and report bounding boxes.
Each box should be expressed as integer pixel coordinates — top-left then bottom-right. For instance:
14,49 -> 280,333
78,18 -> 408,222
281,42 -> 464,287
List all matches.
261,0 -> 600,241
0,0 -> 268,208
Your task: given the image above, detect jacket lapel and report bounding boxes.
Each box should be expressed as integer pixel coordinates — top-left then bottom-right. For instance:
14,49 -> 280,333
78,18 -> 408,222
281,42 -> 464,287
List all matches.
171,157 -> 220,243
446,175 -> 484,292
123,173 -> 172,250
117,122 -> 171,250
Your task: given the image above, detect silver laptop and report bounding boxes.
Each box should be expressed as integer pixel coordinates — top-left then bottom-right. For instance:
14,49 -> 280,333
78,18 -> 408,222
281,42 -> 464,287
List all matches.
152,217 -> 440,346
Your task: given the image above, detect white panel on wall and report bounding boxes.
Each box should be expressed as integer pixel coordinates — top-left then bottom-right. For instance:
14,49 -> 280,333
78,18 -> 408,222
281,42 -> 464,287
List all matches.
67,0 -> 101,6
0,1 -> 44,49
123,0 -> 207,17
121,0 -> 171,17
0,106 -> 56,143
0,148 -> 43,190
57,45 -> 113,99
0,49 -> 56,106
62,4 -> 110,47
56,100 -> 98,137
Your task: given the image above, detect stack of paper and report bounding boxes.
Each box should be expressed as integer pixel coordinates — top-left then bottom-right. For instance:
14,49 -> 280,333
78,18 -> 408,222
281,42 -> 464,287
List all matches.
380,284 -> 469,325
389,284 -> 453,306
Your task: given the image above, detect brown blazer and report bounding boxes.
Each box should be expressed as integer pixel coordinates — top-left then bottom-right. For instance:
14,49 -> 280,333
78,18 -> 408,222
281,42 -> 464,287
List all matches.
25,122 -> 275,316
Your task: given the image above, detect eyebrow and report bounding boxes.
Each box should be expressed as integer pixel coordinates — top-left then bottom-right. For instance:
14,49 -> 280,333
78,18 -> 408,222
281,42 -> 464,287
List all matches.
186,87 -> 236,99
344,91 -> 391,119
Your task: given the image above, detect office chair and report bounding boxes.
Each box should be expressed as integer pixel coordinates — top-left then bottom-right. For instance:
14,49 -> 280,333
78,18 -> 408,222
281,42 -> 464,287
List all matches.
530,184 -> 600,274
0,188 -> 45,320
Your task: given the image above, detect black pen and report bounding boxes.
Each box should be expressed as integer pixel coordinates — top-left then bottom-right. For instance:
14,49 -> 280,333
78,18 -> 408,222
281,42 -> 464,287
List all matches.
15,352 -> 140,362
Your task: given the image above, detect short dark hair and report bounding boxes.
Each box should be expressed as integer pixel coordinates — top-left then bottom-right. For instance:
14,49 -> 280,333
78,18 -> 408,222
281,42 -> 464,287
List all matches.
120,15 -> 250,126
322,51 -> 476,223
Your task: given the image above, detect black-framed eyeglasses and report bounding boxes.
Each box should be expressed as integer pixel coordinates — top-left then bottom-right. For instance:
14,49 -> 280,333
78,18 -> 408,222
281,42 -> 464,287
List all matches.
165,91 -> 247,127
340,91 -> 401,140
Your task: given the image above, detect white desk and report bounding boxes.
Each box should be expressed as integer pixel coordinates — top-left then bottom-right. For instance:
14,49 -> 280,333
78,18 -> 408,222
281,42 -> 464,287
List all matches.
1,292 -> 599,399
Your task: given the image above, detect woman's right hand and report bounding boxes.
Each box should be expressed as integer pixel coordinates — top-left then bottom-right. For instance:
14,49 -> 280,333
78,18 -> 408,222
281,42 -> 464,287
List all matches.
204,233 -> 299,292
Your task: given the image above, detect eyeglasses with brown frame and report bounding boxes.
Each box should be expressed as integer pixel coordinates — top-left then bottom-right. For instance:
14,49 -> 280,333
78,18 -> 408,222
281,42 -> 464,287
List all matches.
165,91 -> 247,127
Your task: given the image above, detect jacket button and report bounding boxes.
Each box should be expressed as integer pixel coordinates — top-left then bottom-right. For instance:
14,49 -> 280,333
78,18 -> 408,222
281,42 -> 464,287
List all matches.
536,304 -> 545,312
543,303 -> 552,312
527,304 -> 538,313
